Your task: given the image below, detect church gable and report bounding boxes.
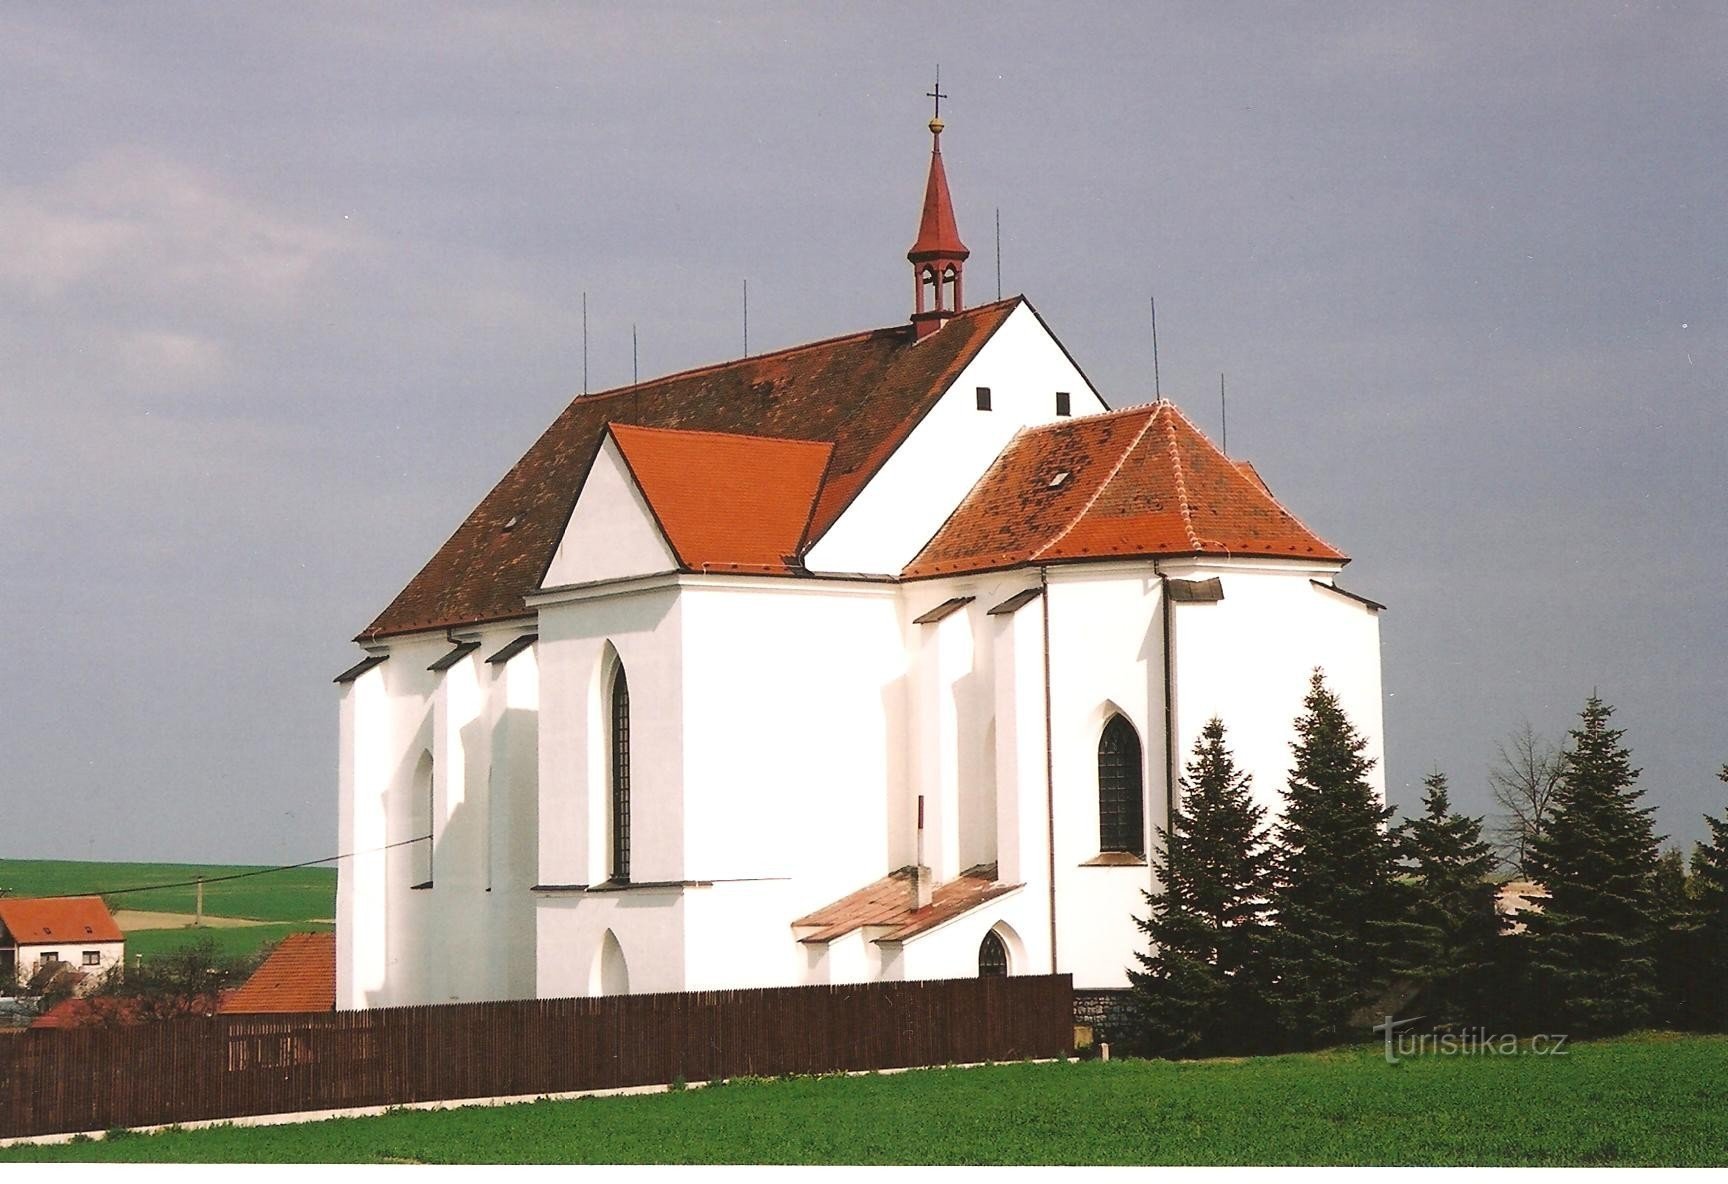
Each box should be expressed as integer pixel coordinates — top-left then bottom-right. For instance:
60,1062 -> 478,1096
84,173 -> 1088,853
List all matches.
540,431 -> 678,589
596,423 -> 832,577
802,301 -> 1107,576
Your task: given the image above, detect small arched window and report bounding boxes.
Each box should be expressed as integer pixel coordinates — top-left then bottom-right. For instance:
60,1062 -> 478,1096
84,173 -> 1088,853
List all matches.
978,930 -> 1008,978
411,749 -> 434,887
1098,715 -> 1145,855
610,662 -> 631,883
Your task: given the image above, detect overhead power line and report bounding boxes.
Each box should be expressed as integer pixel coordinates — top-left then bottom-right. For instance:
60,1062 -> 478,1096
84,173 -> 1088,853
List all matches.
4,835 -> 430,902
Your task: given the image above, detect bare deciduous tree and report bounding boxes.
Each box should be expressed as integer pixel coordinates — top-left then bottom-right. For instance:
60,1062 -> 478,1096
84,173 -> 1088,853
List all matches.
1489,720 -> 1563,878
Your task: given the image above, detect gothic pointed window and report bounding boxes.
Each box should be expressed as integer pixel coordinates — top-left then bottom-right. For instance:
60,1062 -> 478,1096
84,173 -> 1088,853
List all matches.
610,662 -> 631,883
1097,715 -> 1145,855
978,930 -> 1008,977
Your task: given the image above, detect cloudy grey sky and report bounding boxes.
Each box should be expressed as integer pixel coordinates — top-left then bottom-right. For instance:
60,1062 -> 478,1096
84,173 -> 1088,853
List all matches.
2,3 -> 1722,866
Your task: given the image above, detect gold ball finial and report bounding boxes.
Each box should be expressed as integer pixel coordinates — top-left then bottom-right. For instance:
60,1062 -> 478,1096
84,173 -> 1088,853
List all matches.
929,116 -> 944,135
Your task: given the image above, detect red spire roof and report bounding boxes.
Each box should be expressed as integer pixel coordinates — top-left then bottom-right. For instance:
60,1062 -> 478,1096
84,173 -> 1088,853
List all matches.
908,123 -> 970,264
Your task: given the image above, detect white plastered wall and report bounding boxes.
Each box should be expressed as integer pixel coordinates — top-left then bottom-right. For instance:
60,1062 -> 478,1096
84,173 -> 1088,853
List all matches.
541,435 -> 679,589
1158,559 -> 1386,823
335,625 -> 542,1010
532,582 -> 684,998
804,303 -> 1107,576
676,577 -> 907,988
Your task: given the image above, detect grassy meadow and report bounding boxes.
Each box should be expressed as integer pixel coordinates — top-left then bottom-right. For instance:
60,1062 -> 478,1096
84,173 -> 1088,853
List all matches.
0,859 -> 336,963
3,1033 -> 1724,1166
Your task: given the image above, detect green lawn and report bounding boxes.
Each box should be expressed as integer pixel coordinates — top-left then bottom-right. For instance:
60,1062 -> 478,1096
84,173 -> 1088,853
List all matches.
122,922 -> 335,962
0,859 -> 335,924
5,1033 -> 1726,1165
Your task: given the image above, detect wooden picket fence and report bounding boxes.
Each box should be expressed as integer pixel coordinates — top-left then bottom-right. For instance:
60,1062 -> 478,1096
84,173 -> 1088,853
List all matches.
0,975 -> 1072,1139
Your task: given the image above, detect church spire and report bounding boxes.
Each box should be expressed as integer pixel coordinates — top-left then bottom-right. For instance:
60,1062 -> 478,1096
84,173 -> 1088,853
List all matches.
908,70 -> 969,339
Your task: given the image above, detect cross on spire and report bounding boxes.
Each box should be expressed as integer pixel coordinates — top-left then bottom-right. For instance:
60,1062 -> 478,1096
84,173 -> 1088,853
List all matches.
926,66 -> 946,124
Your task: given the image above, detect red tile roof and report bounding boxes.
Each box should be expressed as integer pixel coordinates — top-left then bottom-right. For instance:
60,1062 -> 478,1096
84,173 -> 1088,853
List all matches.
793,865 -> 1017,944
607,424 -> 833,576
217,932 -> 335,1014
32,992 -> 227,1029
360,299 -> 1021,640
0,896 -> 123,945
906,401 -> 1346,578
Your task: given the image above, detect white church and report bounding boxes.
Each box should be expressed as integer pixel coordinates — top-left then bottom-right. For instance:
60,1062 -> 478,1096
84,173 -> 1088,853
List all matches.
334,109 -> 1386,1012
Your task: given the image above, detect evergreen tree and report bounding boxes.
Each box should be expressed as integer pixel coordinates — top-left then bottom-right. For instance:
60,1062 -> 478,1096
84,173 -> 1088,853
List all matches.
1265,670 -> 1399,1048
1651,846 -> 1694,1027
1683,765 -> 1728,1030
1128,717 -> 1276,1057
1384,771 -> 1503,1025
1524,694 -> 1662,1035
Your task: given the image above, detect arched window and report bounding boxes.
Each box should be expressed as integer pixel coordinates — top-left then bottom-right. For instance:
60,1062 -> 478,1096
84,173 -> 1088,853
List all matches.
1098,715 -> 1145,855
609,661 -> 631,883
411,749 -> 434,887
978,930 -> 1008,978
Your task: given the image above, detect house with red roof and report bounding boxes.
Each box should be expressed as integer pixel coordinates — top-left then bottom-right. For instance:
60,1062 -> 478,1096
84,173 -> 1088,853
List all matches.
0,897 -> 125,994
335,105 -> 1385,1012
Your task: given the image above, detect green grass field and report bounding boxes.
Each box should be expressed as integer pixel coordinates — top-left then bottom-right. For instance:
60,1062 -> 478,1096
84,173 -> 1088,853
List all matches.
0,859 -> 335,923
4,1033 -> 1724,1166
0,859 -> 336,963
121,922 -> 335,961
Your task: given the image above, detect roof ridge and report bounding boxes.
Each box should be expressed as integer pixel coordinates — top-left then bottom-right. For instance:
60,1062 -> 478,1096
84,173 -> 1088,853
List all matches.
609,421 -> 833,449
1032,404 -> 1163,562
570,297 -> 1026,404
1161,403 -> 1205,551
1160,399 -> 1348,560
1018,401 -> 1156,439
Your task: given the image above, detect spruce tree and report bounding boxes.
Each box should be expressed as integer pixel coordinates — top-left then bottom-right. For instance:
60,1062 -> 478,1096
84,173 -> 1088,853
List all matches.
1265,670 -> 1399,1048
1524,694 -> 1662,1035
1684,765 -> 1728,1030
1128,717 -> 1276,1057
1385,772 -> 1503,1025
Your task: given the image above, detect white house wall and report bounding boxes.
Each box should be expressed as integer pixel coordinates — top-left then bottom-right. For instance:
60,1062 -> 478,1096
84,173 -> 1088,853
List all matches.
804,304 -> 1108,577
15,941 -> 125,986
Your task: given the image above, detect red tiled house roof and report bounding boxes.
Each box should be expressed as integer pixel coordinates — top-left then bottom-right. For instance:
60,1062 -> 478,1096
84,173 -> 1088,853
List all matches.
905,401 -> 1345,579
607,424 -> 833,576
0,896 -> 123,945
361,299 -> 1022,640
218,932 -> 336,1014
33,992 -> 227,1029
